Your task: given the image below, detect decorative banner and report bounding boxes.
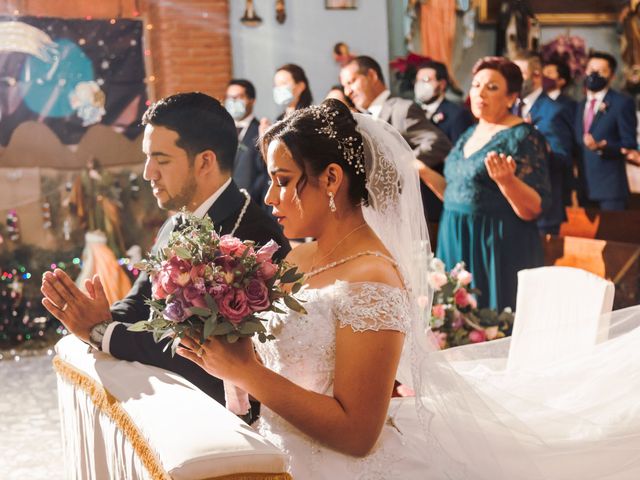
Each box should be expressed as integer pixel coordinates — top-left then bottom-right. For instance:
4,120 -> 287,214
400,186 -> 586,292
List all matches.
0,16 -> 148,146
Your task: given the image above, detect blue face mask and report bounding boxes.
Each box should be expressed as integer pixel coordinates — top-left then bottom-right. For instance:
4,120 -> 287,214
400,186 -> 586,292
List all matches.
584,72 -> 609,93
224,98 -> 247,121
273,85 -> 294,107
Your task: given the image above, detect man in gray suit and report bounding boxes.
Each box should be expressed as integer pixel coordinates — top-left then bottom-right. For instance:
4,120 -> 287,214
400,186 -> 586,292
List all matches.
340,55 -> 452,221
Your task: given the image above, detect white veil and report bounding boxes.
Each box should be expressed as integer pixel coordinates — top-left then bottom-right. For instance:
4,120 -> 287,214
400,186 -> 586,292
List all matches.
354,112 -> 640,479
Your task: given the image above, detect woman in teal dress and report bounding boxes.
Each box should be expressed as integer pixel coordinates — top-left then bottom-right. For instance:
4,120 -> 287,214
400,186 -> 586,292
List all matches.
417,57 -> 550,310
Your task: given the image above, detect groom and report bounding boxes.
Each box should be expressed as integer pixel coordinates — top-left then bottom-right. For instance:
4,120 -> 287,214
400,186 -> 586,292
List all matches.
41,92 -> 290,412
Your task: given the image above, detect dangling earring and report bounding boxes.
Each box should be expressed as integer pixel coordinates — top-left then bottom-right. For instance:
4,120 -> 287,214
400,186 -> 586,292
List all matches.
328,192 -> 336,213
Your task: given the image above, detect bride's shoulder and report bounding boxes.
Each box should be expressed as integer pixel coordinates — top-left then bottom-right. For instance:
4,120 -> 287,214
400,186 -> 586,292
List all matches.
341,253 -> 404,290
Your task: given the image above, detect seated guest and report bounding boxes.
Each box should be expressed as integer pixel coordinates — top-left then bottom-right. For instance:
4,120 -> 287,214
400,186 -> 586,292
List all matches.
416,57 -> 551,310
576,51 -> 637,211
513,52 -> 572,235
225,79 -> 271,211
543,58 -> 579,207
414,59 -> 475,144
340,55 -> 452,222
325,84 -> 357,112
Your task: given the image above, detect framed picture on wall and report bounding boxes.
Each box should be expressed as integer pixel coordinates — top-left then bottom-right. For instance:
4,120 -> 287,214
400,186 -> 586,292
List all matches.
325,0 -> 357,10
478,0 -> 620,25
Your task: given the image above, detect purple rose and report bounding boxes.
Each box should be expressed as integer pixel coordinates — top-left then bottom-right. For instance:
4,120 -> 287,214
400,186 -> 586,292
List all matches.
245,279 -> 271,311
217,288 -> 252,324
163,296 -> 189,323
256,240 -> 280,262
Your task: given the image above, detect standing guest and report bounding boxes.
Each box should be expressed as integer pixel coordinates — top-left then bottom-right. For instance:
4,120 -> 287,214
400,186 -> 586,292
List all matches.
416,57 -> 551,310
575,51 -> 637,211
414,59 -> 475,144
41,93 -> 290,419
225,79 -> 271,212
273,63 -> 313,121
543,58 -> 579,207
340,55 -> 451,222
513,52 -> 572,235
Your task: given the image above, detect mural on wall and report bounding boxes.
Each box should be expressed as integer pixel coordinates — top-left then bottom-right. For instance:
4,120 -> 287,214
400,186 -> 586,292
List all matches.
0,16 -> 148,147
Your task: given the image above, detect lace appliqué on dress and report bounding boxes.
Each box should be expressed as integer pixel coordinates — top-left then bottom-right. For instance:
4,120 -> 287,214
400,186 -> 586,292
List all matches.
333,282 -> 411,334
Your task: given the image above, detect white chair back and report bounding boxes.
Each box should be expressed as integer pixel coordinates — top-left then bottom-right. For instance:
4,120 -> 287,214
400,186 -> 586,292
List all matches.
507,266 -> 614,372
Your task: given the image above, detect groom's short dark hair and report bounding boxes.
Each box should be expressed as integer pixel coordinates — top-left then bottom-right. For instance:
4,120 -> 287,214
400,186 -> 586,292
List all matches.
141,92 -> 237,172
349,56 -> 386,85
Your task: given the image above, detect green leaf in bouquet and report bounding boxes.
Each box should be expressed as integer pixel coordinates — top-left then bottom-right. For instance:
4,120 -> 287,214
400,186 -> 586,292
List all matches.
291,282 -> 303,294
204,293 -> 219,314
477,308 -> 498,324
270,304 -> 286,314
173,246 -> 193,260
284,294 -> 307,314
239,319 -> 266,335
213,321 -> 236,335
189,306 -> 212,317
226,333 -> 240,343
203,316 -> 218,338
280,267 -> 304,284
127,321 -> 151,332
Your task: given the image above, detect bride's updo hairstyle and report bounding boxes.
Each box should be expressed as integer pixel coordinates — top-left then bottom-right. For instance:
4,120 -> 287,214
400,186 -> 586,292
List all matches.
261,98 -> 369,207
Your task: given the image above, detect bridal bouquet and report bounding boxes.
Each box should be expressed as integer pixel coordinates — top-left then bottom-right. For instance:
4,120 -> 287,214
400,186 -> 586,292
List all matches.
128,212 -> 306,352
428,256 -> 514,349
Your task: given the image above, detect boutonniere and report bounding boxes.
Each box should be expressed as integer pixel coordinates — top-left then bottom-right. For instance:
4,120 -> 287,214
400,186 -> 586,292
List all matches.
237,143 -> 248,153
432,112 -> 445,124
598,101 -> 609,114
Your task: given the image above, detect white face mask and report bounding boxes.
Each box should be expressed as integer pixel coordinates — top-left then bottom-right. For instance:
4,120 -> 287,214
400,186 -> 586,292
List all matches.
273,85 -> 295,107
414,81 -> 436,104
224,98 -> 247,121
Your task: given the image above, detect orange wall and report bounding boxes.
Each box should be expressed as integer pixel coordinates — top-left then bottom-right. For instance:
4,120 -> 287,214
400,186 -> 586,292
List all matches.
0,0 -> 232,101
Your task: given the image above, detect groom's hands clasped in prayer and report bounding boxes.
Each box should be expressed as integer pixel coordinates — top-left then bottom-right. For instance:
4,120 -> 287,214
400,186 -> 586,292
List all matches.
40,269 -> 112,343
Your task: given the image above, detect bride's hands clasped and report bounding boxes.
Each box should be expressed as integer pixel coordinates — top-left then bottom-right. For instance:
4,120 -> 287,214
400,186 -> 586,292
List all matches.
177,335 -> 259,385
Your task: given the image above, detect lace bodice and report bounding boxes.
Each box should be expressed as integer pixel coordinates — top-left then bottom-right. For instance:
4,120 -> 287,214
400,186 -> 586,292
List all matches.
252,281 -> 418,479
254,281 -> 410,395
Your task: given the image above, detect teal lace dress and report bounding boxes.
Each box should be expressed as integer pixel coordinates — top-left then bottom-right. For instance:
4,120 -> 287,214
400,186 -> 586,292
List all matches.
436,123 -> 551,310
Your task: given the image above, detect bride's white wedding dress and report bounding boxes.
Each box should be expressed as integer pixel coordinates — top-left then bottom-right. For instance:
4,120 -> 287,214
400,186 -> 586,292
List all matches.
253,279 -> 431,479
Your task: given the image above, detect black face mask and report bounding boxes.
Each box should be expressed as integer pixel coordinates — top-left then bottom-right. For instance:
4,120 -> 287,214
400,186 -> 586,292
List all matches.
584,72 -> 609,92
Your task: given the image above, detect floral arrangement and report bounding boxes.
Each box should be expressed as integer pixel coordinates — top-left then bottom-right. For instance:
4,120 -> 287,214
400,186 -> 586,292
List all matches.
389,52 -> 432,96
428,257 -> 514,349
541,34 -> 588,79
129,212 -> 306,354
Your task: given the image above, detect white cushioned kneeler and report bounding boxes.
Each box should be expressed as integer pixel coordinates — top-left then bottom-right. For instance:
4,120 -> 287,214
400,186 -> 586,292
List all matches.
54,335 -> 290,480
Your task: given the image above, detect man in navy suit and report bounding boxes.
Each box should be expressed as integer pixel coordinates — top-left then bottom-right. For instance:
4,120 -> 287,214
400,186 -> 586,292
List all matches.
41,93 -> 290,417
514,53 -> 573,235
225,79 -> 271,213
575,51 -> 637,211
413,60 -> 475,144
543,59 -> 579,206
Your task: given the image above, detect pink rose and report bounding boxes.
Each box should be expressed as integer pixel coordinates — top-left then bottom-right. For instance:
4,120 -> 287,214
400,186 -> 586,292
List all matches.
151,277 -> 168,299
428,272 -> 448,290
158,263 -> 179,295
432,304 -> 445,320
183,284 -> 208,310
457,270 -> 472,286
217,288 -> 252,323
454,288 -> 470,308
218,235 -> 252,257
244,279 -> 271,311
256,240 -> 281,262
257,261 -> 278,280
469,329 -> 487,343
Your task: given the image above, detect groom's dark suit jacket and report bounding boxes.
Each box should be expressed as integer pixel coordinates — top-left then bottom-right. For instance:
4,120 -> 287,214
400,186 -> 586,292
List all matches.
378,96 -> 452,222
108,180 -> 290,405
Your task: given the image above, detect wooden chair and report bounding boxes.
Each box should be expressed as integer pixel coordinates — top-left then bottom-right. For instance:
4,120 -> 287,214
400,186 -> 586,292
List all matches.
507,266 -> 614,372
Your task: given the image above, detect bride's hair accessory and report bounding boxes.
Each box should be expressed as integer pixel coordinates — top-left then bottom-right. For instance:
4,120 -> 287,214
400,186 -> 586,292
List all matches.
310,104 -> 365,175
328,191 -> 337,212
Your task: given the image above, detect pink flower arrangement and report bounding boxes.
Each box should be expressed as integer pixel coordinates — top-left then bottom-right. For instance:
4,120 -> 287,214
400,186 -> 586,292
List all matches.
128,213 -> 306,352
541,34 -> 588,79
427,257 -> 514,349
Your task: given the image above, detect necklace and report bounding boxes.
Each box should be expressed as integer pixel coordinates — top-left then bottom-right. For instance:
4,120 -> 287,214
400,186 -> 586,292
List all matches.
230,189 -> 251,236
305,250 -> 398,279
309,222 -> 368,272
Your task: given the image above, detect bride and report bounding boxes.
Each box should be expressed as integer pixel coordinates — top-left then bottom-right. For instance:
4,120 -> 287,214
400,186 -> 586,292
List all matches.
177,99 -> 640,479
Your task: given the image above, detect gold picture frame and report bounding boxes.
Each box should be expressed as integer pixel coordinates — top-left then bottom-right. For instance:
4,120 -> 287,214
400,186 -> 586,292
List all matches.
478,0 -> 619,25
